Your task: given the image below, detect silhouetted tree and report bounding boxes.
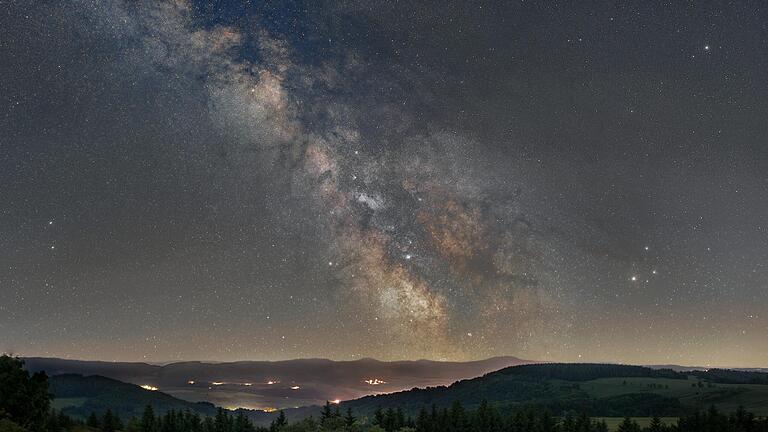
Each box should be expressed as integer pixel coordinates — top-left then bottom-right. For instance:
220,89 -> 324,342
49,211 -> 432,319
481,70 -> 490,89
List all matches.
87,412 -> 100,429
140,405 -> 156,432
214,407 -> 229,432
344,407 -> 356,427
616,417 -> 641,432
320,402 -> 333,422
269,410 -> 286,432
0,355 -> 52,430
102,409 -> 122,432
373,407 -> 384,426
648,416 -> 664,432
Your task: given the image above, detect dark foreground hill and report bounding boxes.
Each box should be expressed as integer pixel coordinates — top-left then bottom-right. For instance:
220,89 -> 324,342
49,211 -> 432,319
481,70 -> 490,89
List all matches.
49,374 -> 278,424
49,374 -> 218,420
47,363 -> 768,426
335,363 -> 768,418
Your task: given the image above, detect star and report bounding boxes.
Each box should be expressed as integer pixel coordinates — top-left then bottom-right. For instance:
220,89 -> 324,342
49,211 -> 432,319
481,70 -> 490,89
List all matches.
3,0 -> 766,369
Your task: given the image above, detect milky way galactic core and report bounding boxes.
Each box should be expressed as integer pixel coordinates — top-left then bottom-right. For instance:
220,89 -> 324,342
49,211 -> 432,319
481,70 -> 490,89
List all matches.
1,1 -> 767,366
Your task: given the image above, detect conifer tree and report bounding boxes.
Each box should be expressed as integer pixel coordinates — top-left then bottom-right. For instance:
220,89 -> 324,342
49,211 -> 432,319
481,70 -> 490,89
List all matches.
141,405 -> 156,432
102,409 -> 121,432
416,407 -> 430,432
344,407 -> 356,427
270,410 -> 286,431
87,412 -> 100,429
321,401 -> 333,422
616,417 -> 641,432
373,407 -> 385,426
214,407 -> 229,432
648,416 -> 664,432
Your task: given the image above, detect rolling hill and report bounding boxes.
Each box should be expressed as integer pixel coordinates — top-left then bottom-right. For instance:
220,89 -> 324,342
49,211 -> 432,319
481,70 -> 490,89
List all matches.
336,363 -> 768,418
45,362 -> 768,426
49,374 -> 218,420
49,374 -> 279,424
26,356 -> 532,410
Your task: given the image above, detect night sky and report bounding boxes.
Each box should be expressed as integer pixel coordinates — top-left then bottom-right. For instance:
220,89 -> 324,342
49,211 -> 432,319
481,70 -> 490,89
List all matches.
1,0 -> 767,367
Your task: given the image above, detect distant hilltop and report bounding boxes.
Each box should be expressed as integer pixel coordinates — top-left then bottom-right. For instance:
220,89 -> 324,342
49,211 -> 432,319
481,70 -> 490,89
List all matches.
37,360 -> 768,426
23,355 -> 534,410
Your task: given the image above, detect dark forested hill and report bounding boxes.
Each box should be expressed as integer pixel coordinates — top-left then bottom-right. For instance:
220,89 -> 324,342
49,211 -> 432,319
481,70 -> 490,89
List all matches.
49,374 -> 218,420
46,363 -> 768,425
497,363 -> 686,381
689,369 -> 768,385
335,363 -> 768,418
49,373 -> 285,425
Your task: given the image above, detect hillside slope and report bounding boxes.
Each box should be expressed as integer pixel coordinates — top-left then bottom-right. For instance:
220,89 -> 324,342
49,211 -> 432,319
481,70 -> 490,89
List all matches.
49,374 -> 218,420
27,356 -> 531,410
48,363 -> 768,425
335,363 -> 768,418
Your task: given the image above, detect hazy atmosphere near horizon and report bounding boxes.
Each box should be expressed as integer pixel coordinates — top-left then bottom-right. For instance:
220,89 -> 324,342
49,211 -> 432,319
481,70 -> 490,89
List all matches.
2,0 -> 767,368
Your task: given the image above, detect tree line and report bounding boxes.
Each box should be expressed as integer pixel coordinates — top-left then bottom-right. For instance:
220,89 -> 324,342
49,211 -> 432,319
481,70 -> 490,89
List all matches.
3,355 -> 768,432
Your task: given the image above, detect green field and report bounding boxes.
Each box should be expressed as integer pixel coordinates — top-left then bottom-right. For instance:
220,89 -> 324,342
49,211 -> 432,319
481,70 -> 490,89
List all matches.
579,377 -> 768,415
52,398 -> 87,410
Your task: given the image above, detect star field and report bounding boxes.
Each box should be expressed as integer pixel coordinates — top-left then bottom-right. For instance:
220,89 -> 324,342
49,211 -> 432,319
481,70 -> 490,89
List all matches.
1,0 -> 767,367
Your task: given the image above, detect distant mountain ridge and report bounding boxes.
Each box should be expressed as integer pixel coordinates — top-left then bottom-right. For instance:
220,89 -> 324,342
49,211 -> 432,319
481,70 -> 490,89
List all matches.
647,364 -> 768,373
25,355 -> 533,410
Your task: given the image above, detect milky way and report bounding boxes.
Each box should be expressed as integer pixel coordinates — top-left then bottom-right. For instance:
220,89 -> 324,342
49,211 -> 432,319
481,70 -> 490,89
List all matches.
1,0 -> 767,366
